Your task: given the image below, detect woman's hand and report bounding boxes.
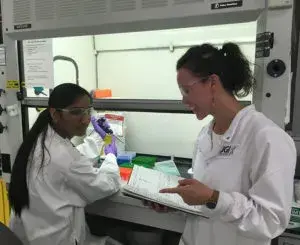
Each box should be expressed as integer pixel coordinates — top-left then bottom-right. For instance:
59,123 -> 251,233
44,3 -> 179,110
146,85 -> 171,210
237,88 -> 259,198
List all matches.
91,116 -> 107,139
160,179 -> 214,206
104,136 -> 118,156
143,200 -> 169,213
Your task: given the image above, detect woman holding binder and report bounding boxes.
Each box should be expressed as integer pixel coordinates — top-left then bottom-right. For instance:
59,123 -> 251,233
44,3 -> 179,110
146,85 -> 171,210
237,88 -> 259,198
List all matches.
159,43 -> 296,245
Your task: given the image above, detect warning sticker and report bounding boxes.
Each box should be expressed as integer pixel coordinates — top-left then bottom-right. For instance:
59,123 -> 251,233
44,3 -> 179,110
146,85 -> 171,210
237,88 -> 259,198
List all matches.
6,80 -> 20,89
211,1 -> 243,10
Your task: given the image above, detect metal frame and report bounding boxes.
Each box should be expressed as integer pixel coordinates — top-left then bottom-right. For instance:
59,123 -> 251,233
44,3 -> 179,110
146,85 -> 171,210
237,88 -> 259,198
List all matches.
94,39 -> 256,88
253,5 -> 294,130
292,46 -> 300,137
1,0 -> 297,175
0,36 -> 23,183
3,1 -> 266,40
22,98 -> 252,113
292,30 -> 300,137
0,46 -> 9,183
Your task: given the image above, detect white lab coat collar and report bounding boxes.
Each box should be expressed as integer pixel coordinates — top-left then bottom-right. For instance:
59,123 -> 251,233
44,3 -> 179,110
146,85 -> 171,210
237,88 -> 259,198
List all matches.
46,125 -> 73,147
207,105 -> 255,143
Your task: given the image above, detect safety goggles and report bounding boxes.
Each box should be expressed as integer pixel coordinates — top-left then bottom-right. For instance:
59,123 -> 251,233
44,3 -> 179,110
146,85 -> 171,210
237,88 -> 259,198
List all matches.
178,76 -> 209,97
178,81 -> 197,97
57,107 -> 92,116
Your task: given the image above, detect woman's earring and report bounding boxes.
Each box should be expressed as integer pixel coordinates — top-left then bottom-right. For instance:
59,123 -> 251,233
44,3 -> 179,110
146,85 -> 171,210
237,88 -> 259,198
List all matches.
212,96 -> 216,107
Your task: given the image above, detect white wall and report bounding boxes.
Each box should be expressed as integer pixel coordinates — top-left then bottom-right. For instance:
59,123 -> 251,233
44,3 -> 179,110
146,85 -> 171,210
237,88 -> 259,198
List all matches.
28,36 -> 96,128
27,22 -> 257,158
95,22 -> 256,101
95,22 -> 257,158
123,112 -> 212,158
52,36 -> 96,92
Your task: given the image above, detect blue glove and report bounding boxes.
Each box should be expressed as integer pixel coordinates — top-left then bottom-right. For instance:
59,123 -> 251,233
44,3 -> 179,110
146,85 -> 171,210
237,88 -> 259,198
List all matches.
104,136 -> 118,156
91,116 -> 113,139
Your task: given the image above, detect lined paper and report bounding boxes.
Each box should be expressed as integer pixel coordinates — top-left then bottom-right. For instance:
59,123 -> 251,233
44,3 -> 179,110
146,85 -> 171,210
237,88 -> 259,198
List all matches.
123,165 -> 203,216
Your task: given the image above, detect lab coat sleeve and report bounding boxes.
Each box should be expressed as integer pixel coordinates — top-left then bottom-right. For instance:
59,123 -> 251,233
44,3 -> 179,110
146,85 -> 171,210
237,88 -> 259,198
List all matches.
192,127 -> 208,170
201,127 -> 296,240
65,153 -> 121,204
76,131 -> 104,159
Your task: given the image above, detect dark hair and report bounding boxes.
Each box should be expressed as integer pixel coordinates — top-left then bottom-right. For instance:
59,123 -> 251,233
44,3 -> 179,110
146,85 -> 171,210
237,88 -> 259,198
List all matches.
9,83 -> 91,217
176,42 -> 255,97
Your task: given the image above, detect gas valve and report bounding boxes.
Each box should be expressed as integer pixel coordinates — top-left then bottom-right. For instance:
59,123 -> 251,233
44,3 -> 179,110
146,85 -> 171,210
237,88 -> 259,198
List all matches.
0,89 -> 5,97
0,105 -> 6,116
0,121 -> 7,134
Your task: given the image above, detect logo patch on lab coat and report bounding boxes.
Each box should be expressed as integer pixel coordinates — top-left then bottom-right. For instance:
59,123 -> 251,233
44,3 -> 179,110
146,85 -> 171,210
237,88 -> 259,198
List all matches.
219,145 -> 238,156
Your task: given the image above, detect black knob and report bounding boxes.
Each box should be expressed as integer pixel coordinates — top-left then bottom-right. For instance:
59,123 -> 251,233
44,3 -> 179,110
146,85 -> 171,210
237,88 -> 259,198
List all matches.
0,105 -> 6,116
0,89 -> 5,97
0,121 -> 7,134
267,59 -> 286,78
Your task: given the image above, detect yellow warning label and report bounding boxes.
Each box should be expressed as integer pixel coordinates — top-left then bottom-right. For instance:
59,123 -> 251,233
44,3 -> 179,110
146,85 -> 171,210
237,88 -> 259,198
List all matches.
6,80 -> 20,89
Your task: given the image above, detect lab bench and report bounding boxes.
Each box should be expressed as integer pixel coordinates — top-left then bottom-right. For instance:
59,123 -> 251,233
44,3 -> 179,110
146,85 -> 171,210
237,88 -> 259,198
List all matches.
85,182 -> 185,244
85,157 -> 189,244
86,183 -> 186,233
86,156 -> 300,244
86,157 -> 190,233
86,193 -> 300,245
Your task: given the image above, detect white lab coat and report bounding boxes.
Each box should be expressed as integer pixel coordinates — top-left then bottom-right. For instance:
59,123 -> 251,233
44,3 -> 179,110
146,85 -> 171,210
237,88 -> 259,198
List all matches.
180,105 -> 296,245
9,125 -> 121,245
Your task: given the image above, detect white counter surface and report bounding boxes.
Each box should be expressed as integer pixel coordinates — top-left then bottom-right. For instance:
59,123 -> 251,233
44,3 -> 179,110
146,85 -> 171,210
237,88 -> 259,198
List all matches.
86,182 -> 186,233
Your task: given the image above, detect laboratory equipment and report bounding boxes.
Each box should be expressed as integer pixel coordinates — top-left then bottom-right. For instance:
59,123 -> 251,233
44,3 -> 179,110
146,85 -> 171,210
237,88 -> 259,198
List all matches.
117,151 -> 136,165
53,55 -> 79,85
0,89 -> 5,97
154,160 -> 181,176
0,104 -> 6,115
102,135 -> 118,156
97,117 -> 113,135
132,156 -> 156,168
91,116 -> 117,156
2,0 -> 294,127
0,121 -> 7,134
119,167 -> 133,182
1,0 -> 297,173
1,0 -> 299,243
92,89 -> 112,99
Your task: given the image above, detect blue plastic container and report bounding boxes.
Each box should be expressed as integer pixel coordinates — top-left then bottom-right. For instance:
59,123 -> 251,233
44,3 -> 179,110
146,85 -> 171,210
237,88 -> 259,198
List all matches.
117,152 -> 136,165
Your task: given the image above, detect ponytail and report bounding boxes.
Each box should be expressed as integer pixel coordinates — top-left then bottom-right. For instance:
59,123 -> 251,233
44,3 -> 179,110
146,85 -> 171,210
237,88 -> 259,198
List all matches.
220,43 -> 254,97
9,109 -> 51,217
